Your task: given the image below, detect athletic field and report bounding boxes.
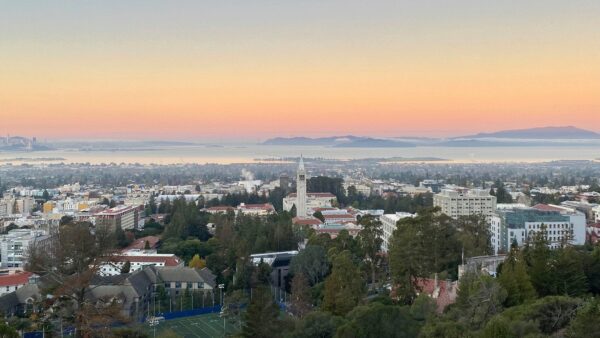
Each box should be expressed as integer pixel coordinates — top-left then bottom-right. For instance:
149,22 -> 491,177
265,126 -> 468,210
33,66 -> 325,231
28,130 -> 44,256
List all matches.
144,313 -> 239,338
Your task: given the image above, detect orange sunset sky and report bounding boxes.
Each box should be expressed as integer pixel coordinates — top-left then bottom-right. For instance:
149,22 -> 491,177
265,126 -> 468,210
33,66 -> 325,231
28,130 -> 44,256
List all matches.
1,1 -> 599,141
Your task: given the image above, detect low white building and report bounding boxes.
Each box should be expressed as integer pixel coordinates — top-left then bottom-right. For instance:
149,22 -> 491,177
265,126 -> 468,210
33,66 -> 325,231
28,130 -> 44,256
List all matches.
98,249 -> 183,276
380,212 -> 416,252
237,203 -> 276,216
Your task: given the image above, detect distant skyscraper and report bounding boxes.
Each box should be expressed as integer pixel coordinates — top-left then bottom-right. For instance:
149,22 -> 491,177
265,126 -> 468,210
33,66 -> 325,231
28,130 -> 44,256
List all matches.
296,157 -> 307,218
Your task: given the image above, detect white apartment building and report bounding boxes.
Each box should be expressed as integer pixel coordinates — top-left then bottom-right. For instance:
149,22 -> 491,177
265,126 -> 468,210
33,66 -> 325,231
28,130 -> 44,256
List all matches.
433,189 -> 497,219
380,212 -> 416,252
0,229 -> 50,268
489,205 -> 586,254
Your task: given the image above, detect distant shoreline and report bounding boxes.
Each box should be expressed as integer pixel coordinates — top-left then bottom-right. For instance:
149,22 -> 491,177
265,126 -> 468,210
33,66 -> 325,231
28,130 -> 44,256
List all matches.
0,157 -> 67,162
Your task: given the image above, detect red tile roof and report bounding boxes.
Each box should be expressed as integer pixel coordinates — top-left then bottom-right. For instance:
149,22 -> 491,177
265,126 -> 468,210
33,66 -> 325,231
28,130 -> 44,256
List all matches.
239,203 -> 275,211
206,206 -> 235,211
322,214 -> 356,219
292,217 -> 322,226
114,255 -> 181,266
532,204 -> 565,212
414,278 -> 458,313
0,272 -> 32,287
125,236 -> 161,250
287,193 -> 336,198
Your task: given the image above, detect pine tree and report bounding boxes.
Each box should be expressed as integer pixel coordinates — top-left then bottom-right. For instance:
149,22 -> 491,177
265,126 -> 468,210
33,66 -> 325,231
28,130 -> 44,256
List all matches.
323,251 -> 364,315
241,286 -> 281,338
498,245 -> 536,306
290,273 -> 312,318
121,260 -> 131,274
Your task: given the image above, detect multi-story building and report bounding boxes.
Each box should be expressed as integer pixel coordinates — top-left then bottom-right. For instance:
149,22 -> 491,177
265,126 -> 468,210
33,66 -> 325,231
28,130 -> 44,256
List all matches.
0,229 -> 50,268
95,205 -> 140,231
380,212 -> 416,252
433,189 -> 497,219
237,203 -> 276,216
98,249 -> 183,276
489,204 -> 586,254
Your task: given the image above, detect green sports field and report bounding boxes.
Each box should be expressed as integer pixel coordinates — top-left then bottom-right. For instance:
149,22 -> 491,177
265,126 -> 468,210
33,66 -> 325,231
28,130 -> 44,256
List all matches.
144,313 -> 239,338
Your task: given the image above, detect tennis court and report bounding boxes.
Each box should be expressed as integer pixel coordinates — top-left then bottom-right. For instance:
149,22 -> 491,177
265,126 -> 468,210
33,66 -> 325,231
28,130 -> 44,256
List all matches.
145,312 -> 239,338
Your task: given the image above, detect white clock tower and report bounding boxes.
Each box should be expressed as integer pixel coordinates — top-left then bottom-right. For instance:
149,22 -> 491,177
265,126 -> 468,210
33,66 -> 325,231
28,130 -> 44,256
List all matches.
296,156 -> 307,218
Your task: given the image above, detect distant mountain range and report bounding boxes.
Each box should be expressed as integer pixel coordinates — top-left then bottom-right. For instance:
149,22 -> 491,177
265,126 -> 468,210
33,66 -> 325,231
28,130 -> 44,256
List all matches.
262,127 -> 600,148
458,126 -> 600,139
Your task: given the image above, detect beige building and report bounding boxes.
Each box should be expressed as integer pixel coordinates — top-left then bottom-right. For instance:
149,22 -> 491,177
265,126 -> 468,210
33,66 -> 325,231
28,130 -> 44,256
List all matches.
433,189 -> 497,219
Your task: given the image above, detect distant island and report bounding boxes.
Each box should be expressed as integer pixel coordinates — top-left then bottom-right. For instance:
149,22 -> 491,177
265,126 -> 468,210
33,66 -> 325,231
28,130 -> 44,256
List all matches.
263,136 -> 416,147
458,126 -> 600,139
263,126 -> 600,148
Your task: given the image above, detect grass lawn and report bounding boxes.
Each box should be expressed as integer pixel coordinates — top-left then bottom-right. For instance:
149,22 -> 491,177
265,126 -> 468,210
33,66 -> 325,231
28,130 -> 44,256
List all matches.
144,313 -> 239,338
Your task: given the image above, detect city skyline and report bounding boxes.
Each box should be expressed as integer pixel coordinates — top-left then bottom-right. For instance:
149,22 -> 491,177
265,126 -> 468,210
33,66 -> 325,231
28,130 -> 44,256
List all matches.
2,1 -> 599,140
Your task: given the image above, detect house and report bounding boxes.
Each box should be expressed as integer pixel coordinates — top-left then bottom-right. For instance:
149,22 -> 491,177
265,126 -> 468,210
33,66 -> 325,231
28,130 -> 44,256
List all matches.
89,266 -> 216,321
0,284 -> 41,317
0,271 -> 36,296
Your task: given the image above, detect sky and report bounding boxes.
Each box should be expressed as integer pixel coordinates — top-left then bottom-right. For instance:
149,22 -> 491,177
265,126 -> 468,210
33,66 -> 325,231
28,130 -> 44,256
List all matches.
1,1 -> 599,141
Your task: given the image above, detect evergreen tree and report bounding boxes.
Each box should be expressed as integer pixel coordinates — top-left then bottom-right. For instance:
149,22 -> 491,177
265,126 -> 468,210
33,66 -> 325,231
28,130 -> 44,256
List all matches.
357,216 -> 383,285
322,251 -> 364,315
290,273 -> 312,318
121,260 -> 131,274
241,286 -> 281,338
498,245 -> 536,306
553,247 -> 588,297
524,225 -> 554,296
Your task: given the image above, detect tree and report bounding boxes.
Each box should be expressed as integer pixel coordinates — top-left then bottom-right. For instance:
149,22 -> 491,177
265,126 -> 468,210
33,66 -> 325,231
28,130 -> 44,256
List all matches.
553,247 -> 588,297
290,273 -> 312,318
498,245 -> 536,307
290,245 -> 330,285
313,210 -> 325,222
26,222 -> 122,337
0,323 -> 19,338
455,215 -> 492,257
288,311 -> 344,338
188,254 -> 206,269
42,189 -> 50,201
453,272 -> 507,330
389,208 -> 461,304
335,303 -> 421,338
322,251 -> 365,316
524,226 -> 554,296
241,286 -> 282,338
121,260 -> 131,274
357,216 -> 383,285
567,298 -> 600,338
164,207 -> 187,239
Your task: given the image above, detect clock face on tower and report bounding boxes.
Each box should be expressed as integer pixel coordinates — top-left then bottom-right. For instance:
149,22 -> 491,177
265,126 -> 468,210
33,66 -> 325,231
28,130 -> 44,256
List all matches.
299,174 -> 305,180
